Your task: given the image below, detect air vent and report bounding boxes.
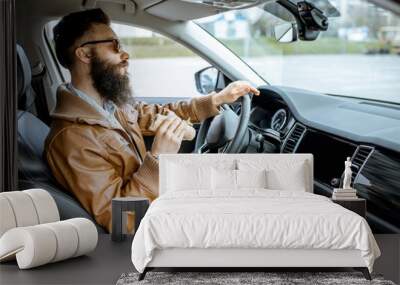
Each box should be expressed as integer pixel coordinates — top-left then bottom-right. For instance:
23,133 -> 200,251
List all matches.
350,145 -> 374,185
281,123 -> 306,153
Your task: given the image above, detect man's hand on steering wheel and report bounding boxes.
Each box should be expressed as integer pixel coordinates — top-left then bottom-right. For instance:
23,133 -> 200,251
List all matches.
195,81 -> 260,154
211,81 -> 260,106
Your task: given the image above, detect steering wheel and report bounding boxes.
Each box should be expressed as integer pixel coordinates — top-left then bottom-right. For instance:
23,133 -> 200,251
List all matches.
194,94 -> 251,153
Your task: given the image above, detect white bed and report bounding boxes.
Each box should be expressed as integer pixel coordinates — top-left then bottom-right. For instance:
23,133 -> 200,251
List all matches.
131,154 -> 380,280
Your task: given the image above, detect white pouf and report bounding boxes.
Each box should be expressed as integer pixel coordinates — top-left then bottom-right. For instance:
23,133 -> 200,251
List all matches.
0,189 -> 59,235
0,218 -> 98,269
0,189 -> 98,269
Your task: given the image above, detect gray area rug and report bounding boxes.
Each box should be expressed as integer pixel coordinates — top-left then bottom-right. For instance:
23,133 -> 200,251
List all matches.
116,272 -> 396,285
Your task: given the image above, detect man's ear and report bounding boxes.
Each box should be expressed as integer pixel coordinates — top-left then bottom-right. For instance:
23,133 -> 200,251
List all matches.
75,47 -> 92,65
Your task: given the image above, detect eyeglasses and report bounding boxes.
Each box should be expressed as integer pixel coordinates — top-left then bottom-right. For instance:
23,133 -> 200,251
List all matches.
79,38 -> 122,53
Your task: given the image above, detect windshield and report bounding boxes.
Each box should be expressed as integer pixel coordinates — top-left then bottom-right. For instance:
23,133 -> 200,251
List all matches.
196,0 -> 400,104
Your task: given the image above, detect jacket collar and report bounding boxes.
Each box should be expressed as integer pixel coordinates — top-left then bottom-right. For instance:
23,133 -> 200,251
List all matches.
51,84 -> 118,129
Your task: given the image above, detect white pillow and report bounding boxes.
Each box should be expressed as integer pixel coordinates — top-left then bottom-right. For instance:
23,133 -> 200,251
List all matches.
166,162 -> 212,192
212,168 -> 236,190
266,161 -> 308,192
237,159 -> 309,192
236,169 -> 268,189
211,168 -> 268,191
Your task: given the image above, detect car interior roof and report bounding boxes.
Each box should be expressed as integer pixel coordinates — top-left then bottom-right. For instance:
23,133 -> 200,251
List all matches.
16,0 -> 223,54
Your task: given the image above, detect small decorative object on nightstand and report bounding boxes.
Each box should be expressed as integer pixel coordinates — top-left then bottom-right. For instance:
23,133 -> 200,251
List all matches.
332,157 -> 358,200
332,198 -> 366,218
112,197 -> 149,242
343,157 -> 353,190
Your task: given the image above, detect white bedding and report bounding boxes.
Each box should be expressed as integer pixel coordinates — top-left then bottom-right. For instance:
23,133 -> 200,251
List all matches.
131,190 -> 380,273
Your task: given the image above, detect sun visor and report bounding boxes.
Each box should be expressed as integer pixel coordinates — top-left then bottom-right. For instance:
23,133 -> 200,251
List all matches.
145,0 -> 223,21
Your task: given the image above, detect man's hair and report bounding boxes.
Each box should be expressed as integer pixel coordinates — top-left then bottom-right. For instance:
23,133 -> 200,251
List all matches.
53,8 -> 110,68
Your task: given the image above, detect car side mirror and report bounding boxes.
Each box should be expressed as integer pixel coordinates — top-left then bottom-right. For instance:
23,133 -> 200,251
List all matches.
195,66 -> 231,95
274,22 -> 298,43
194,66 -> 219,95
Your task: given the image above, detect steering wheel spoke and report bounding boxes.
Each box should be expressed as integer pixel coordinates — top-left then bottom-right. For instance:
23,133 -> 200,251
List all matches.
218,143 -> 229,153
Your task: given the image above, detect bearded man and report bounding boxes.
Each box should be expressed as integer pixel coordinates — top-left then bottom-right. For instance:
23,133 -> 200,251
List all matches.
45,8 -> 259,232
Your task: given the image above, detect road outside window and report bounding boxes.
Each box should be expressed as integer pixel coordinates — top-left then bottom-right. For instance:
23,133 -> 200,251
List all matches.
112,24 -> 210,98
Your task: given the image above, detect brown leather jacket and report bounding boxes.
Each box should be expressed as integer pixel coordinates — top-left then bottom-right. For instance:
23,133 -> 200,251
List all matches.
44,85 -> 220,232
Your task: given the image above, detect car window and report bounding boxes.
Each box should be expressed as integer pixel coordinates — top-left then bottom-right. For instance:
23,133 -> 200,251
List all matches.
112,23 -> 212,98
45,21 -> 210,98
196,0 -> 400,104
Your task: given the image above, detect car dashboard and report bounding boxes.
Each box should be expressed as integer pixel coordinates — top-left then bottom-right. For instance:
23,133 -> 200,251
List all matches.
249,104 -> 295,138
248,85 -> 400,234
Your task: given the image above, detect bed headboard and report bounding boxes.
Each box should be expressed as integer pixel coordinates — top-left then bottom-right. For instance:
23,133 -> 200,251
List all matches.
159,154 -> 314,195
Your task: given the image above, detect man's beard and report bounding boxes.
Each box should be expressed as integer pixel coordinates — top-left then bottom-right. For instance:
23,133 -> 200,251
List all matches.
90,56 -> 133,107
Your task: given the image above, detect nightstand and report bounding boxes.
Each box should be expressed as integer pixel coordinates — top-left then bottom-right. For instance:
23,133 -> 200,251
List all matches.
111,197 -> 149,242
332,198 -> 366,218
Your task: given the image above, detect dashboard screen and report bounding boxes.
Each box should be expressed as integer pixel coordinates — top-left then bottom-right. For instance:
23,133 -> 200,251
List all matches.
296,130 -> 357,186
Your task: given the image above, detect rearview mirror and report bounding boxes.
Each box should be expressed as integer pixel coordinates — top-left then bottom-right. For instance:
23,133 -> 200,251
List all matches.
274,22 -> 298,43
265,0 -> 335,41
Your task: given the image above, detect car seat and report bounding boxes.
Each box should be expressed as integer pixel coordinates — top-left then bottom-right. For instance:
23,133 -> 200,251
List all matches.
16,44 -> 105,233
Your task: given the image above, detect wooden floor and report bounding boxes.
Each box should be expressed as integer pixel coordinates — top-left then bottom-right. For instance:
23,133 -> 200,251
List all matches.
0,234 -> 398,285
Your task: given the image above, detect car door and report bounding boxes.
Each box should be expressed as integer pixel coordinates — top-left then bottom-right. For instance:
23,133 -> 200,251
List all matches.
0,0 -> 18,191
